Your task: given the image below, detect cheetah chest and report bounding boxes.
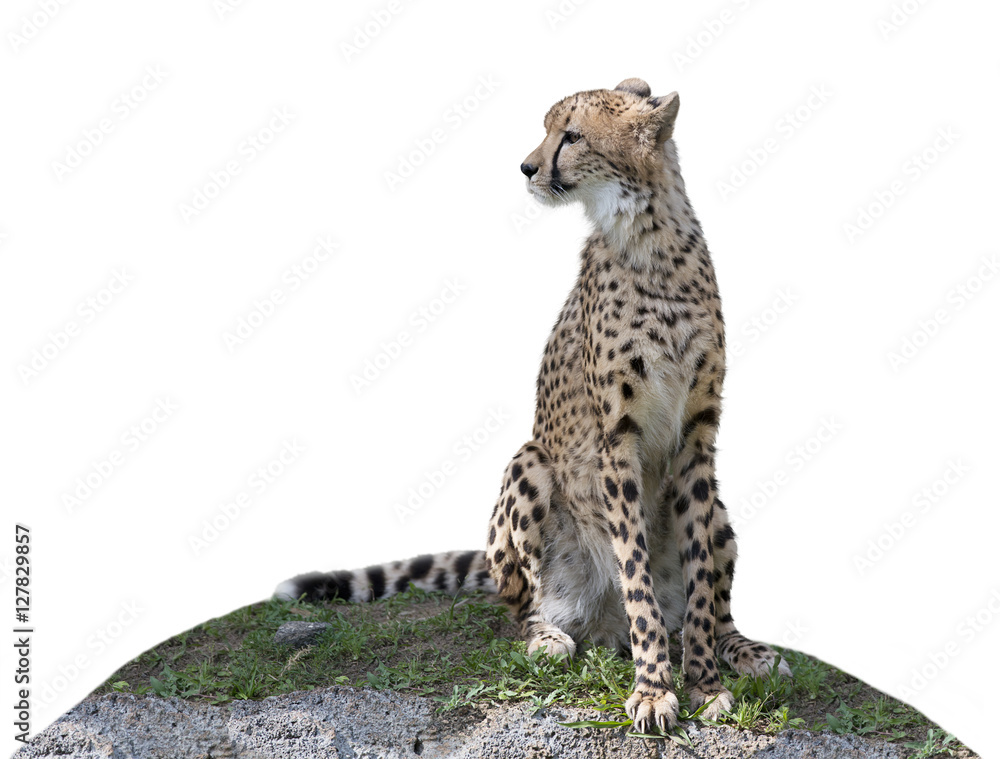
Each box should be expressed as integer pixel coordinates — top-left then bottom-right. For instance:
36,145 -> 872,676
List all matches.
631,356 -> 691,473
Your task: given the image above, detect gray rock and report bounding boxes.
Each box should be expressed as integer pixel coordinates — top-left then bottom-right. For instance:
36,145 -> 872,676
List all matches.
760,729 -> 905,758
272,621 -> 332,648
13,693 -> 232,759
12,687 -> 907,759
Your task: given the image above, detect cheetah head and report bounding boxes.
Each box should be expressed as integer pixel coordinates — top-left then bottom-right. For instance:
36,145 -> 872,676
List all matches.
521,78 -> 679,213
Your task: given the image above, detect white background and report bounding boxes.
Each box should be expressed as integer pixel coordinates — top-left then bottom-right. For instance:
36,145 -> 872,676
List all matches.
2,0 -> 999,755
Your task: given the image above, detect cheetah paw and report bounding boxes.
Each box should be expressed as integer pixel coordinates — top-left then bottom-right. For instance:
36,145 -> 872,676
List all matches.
625,688 -> 680,733
526,631 -> 575,659
687,686 -> 734,721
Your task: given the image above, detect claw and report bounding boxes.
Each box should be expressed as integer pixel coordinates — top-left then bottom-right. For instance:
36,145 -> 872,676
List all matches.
625,688 -> 679,733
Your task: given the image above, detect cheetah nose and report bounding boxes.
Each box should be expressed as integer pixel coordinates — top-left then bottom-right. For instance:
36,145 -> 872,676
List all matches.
520,162 -> 539,178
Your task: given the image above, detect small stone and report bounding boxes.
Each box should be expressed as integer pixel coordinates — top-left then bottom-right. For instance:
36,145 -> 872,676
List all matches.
273,621 -> 331,648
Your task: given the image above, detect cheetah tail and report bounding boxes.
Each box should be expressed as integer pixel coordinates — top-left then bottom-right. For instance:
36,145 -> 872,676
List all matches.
273,550 -> 496,603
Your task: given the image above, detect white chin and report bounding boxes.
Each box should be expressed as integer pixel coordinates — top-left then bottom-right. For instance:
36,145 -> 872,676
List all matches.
529,186 -> 566,207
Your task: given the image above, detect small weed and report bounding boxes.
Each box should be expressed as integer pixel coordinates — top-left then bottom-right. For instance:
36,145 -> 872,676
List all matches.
764,705 -> 805,734
728,698 -> 764,730
780,649 -> 837,701
727,656 -> 795,711
822,697 -> 913,741
904,728 -> 961,758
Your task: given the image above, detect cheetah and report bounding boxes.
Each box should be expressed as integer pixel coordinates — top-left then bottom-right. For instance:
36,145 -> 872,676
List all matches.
276,78 -> 790,734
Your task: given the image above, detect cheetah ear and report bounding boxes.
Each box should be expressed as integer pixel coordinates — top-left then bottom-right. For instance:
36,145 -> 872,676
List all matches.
647,92 -> 680,143
614,78 -> 651,98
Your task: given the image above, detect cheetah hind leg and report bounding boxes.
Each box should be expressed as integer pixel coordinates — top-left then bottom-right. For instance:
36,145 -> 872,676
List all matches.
486,442 -> 575,660
715,631 -> 792,679
710,504 -> 792,680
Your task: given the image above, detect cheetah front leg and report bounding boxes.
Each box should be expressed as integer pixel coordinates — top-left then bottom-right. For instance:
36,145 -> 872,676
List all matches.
668,411 -> 735,720
485,442 -> 575,658
599,428 -> 681,733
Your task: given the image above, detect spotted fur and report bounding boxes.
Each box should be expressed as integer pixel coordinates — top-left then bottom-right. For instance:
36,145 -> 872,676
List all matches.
487,78 -> 790,732
276,78 -> 789,734
276,550 -> 493,602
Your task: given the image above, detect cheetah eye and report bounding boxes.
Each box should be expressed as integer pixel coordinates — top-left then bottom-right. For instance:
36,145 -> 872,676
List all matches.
563,131 -> 582,145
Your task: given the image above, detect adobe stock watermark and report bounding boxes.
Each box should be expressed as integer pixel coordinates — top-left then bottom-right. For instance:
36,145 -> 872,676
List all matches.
60,398 -> 179,514
728,287 -> 798,364
772,618 -> 809,650
223,235 -> 338,352
672,0 -> 755,72
853,459 -> 970,575
188,439 -> 304,555
33,600 -> 142,708
730,417 -> 843,531
341,0 -> 409,63
350,278 -> 466,393
178,106 -> 295,223
384,76 -> 501,191
509,194 -> 547,234
897,586 -> 1000,700
545,0 -> 589,30
213,0 -> 248,20
7,0 -> 72,53
17,268 -> 134,386
886,252 -> 998,371
395,407 -> 510,522
52,65 -> 168,182
716,85 -> 833,201
842,126 -> 959,243
877,0 -> 930,40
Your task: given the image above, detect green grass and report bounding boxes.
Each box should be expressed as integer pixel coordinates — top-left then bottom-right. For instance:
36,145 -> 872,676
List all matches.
903,728 -> 964,758
93,588 -> 973,756
100,589 -> 515,704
